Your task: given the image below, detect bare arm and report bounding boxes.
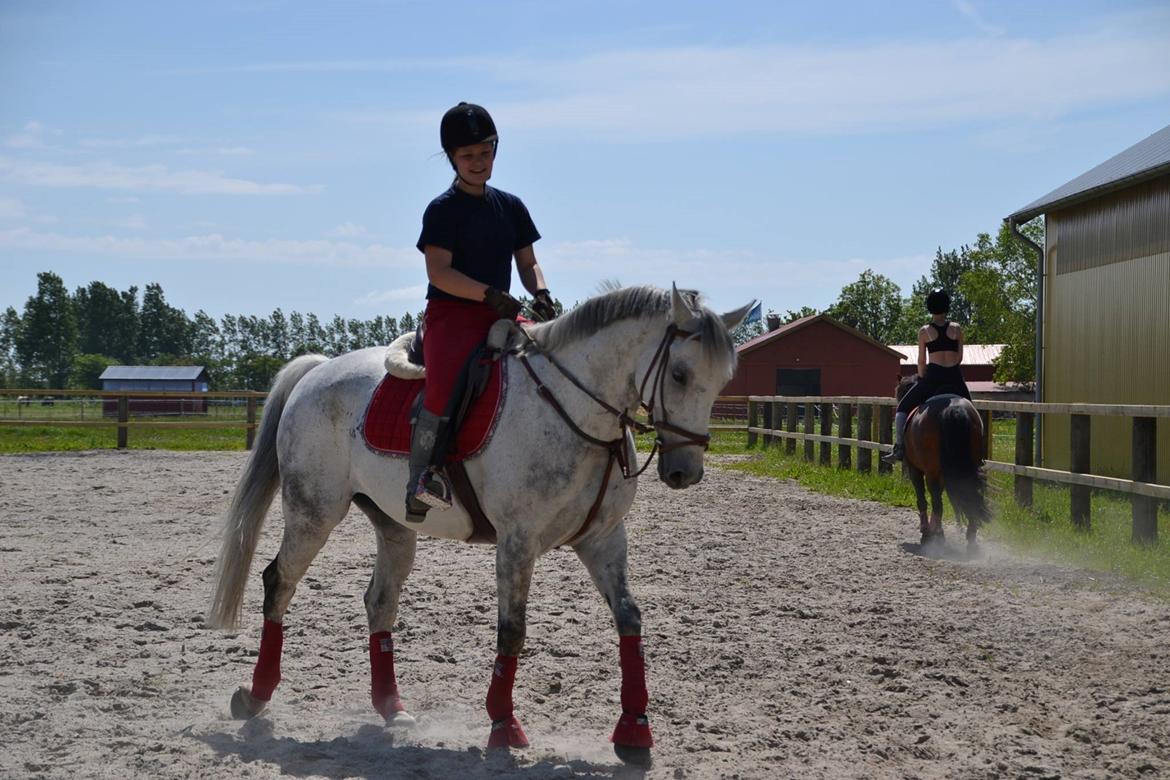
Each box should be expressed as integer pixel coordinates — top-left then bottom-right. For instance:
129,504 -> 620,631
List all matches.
514,244 -> 548,295
916,327 -> 928,378
424,244 -> 489,301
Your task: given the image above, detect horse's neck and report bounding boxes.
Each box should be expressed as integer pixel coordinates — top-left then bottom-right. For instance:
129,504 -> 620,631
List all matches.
532,317 -> 655,421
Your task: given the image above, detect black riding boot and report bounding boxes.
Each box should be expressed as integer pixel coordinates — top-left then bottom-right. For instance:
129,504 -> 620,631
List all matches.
405,408 -> 452,523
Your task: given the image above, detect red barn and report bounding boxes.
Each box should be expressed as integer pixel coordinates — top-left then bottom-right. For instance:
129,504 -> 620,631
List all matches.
723,314 -> 903,398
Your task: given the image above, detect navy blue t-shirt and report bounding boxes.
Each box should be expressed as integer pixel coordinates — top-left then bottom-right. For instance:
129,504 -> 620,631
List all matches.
416,185 -> 540,301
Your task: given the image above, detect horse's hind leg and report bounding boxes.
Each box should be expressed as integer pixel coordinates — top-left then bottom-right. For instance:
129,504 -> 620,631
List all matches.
909,469 -> 929,543
353,494 -> 417,727
928,478 -> 945,541
575,524 -> 654,769
231,484 -> 349,720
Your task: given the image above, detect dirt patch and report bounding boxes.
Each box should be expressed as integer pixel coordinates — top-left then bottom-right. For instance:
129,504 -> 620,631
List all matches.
1,450 -> 1168,779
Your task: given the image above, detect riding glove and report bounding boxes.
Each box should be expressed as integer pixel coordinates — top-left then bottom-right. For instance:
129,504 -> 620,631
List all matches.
483,287 -> 522,320
531,289 -> 557,322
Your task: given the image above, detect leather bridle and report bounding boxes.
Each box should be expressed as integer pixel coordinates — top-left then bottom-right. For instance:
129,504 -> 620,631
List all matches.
519,323 -> 710,475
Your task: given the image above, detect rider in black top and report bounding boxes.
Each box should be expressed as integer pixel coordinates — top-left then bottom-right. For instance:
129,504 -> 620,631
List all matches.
883,289 -> 971,463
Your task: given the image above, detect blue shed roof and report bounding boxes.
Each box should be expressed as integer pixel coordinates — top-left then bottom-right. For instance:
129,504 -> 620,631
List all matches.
1008,123 -> 1170,223
99,365 -> 208,381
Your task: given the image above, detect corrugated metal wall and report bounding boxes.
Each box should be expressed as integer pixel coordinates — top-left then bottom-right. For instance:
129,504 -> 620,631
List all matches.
1042,175 -> 1170,483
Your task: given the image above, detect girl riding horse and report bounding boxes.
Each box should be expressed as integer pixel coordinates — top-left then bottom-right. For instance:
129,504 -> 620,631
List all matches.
884,289 -> 971,464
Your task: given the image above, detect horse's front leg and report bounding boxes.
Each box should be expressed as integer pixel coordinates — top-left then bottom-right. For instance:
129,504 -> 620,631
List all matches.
486,537 -> 536,750
354,495 -> 418,728
574,523 -> 654,769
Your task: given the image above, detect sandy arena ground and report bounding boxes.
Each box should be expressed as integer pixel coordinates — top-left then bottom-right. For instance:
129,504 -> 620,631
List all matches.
1,449 -> 1168,779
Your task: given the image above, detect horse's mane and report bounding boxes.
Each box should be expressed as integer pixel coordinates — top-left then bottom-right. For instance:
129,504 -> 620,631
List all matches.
528,284 -> 737,375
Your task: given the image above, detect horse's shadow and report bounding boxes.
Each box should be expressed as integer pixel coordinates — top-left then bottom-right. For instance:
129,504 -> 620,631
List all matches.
195,717 -> 640,780
900,539 -> 983,563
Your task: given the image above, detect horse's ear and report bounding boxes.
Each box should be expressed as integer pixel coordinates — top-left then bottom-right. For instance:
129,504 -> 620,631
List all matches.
670,282 -> 698,326
721,301 -> 755,332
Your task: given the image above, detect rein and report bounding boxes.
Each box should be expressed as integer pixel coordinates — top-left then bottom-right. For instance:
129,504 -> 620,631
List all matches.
515,322 -> 711,545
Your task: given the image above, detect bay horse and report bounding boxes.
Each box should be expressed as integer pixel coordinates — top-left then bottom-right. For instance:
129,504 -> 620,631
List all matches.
895,376 -> 991,546
206,284 -> 752,767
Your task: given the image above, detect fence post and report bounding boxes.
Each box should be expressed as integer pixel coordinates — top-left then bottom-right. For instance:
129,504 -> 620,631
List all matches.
1014,412 -> 1034,508
803,402 -> 815,462
1132,417 -> 1158,545
246,396 -> 258,451
761,400 -> 773,449
979,410 -> 993,460
857,404 -> 872,474
785,401 -> 797,455
746,400 -> 758,448
116,396 -> 129,449
878,405 -> 893,475
838,403 -> 853,470
819,402 -> 832,465
1070,414 -> 1091,531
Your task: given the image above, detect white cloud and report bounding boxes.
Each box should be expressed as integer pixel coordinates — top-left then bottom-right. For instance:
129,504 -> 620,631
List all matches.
952,0 -> 1005,37
0,156 -> 319,195
354,284 -> 429,306
0,227 -> 417,268
335,11 -> 1170,140
79,134 -> 186,149
328,221 -> 370,238
0,196 -> 27,219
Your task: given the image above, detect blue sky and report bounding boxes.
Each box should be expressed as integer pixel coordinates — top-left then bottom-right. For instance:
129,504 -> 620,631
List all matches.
2,0 -> 1168,322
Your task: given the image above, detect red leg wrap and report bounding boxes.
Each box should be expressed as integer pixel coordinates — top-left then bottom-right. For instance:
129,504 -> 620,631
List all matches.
612,635 -> 653,747
487,714 -> 529,749
250,619 -> 284,702
369,632 -> 404,718
485,654 -> 518,722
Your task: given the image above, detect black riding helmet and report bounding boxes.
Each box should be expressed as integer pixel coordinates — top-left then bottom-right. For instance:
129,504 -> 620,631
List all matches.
926,289 -> 951,315
440,102 -> 498,156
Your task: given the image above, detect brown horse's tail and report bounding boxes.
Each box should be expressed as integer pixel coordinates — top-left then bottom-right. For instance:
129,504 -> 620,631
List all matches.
939,402 -> 991,526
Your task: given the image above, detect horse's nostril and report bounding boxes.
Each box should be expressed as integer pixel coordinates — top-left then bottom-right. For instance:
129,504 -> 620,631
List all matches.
667,470 -> 686,488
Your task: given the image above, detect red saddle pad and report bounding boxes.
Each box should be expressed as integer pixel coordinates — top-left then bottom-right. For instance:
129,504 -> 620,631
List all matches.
361,360 -> 506,460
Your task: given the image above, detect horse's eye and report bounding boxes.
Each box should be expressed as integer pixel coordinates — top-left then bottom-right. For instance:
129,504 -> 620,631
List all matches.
671,366 -> 688,385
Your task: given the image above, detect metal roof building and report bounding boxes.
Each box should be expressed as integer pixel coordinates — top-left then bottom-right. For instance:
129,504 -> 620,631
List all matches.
1006,123 -> 1170,483
99,365 -> 210,416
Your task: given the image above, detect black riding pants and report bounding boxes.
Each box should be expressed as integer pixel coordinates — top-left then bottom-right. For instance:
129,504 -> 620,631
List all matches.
897,363 -> 971,414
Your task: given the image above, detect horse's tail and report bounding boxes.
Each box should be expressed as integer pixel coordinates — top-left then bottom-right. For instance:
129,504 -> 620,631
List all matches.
939,401 -> 991,527
207,354 -> 329,630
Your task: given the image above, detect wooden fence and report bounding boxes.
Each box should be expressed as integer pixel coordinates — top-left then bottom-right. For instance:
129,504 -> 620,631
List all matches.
0,388 -> 266,449
728,395 -> 1167,544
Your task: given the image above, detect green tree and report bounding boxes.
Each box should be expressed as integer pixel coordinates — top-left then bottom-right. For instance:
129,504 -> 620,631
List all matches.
0,306 -> 21,387
235,354 -> 284,391
16,271 -> 79,388
69,353 -> 117,389
827,269 -> 903,343
74,281 -> 139,362
137,283 -> 191,361
783,306 -> 818,324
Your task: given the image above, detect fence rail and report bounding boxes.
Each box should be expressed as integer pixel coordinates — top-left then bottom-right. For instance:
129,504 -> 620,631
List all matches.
0,388 -> 266,449
728,394 -> 1167,545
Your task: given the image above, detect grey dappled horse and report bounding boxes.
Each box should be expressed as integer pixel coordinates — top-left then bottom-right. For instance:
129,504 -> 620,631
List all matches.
207,284 -> 751,767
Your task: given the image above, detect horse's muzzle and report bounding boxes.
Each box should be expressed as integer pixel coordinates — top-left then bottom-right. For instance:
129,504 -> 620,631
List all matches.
658,453 -> 703,489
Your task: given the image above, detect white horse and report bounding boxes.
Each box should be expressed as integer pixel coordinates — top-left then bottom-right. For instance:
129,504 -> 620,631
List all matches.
207,284 -> 751,767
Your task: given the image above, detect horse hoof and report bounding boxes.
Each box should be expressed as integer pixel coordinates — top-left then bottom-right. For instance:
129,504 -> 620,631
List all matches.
385,710 -> 417,730
614,743 -> 653,768
487,715 -> 529,750
230,686 -> 267,720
